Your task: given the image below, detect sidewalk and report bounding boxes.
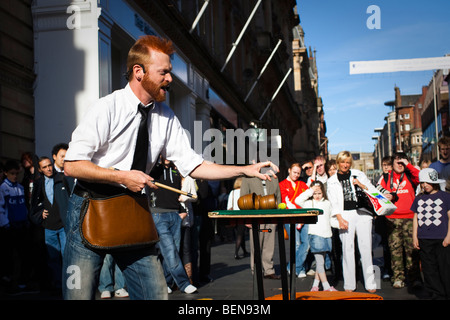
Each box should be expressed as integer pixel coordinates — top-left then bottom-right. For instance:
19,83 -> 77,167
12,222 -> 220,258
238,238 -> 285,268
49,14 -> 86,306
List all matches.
168,232 -> 430,301
0,230 -> 431,301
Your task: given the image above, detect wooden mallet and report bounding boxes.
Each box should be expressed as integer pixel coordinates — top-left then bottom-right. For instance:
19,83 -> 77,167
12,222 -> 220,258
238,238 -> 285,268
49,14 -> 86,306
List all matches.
109,167 -> 197,199
153,181 -> 197,199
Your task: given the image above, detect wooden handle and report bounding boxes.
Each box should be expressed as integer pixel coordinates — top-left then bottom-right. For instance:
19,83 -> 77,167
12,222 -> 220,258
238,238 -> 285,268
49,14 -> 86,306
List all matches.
153,182 -> 198,199
107,167 -> 197,199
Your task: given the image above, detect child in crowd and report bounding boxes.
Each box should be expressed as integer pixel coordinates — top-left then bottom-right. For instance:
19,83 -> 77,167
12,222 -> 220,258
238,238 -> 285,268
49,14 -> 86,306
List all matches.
0,160 -> 30,294
412,168 -> 450,300
296,181 -> 337,292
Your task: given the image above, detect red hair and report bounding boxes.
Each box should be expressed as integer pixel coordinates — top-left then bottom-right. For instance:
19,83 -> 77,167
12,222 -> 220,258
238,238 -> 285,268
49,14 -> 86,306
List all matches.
126,36 -> 175,80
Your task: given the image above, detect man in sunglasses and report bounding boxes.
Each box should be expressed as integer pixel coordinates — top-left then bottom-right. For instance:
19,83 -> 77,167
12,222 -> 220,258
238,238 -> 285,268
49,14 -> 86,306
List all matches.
300,160 -> 314,184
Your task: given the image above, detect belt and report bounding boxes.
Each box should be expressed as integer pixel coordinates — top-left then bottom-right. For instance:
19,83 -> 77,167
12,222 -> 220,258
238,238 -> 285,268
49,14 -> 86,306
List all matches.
73,180 -> 145,199
73,184 -> 90,198
73,180 -> 127,198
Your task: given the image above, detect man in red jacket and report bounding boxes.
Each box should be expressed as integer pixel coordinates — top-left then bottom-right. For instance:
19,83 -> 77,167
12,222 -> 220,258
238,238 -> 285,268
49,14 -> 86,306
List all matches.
380,152 -> 421,289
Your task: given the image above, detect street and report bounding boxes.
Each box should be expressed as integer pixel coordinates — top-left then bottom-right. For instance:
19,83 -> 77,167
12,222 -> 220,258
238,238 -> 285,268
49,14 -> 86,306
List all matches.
0,227 -> 431,301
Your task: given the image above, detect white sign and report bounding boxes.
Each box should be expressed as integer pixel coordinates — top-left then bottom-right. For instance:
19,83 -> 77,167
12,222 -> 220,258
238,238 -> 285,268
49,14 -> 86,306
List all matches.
350,56 -> 450,75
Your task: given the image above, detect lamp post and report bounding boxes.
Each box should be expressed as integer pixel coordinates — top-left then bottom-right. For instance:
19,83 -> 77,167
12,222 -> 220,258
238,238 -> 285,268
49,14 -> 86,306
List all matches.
374,127 -> 384,158
372,135 -> 381,171
433,72 -> 440,161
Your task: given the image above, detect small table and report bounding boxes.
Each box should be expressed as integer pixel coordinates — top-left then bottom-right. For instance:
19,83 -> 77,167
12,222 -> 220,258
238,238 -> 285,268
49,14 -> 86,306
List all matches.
208,208 -> 322,300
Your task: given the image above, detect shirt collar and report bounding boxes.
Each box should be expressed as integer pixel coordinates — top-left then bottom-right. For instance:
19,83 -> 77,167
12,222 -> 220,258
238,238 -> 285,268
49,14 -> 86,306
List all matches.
4,178 -> 16,187
125,83 -> 156,111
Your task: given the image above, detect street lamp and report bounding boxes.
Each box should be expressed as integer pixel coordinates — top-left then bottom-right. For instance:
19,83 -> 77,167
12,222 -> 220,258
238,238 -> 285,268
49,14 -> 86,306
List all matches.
374,127 -> 384,159
372,135 -> 381,170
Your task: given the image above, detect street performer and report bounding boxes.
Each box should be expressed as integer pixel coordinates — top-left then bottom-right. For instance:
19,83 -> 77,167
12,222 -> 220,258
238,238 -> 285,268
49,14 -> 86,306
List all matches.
62,35 -> 278,300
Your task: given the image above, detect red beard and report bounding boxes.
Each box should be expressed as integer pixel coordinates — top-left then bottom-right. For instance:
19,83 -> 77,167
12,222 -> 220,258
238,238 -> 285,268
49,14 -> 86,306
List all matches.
141,73 -> 168,102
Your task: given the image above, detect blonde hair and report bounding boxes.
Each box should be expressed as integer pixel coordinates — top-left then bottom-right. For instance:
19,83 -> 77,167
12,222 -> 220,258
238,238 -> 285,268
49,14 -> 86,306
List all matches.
336,151 -> 353,166
289,162 -> 301,170
233,177 -> 243,189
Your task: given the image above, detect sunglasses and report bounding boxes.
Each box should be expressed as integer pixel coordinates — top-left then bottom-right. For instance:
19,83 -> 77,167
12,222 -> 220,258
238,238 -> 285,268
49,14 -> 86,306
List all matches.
303,166 -> 313,170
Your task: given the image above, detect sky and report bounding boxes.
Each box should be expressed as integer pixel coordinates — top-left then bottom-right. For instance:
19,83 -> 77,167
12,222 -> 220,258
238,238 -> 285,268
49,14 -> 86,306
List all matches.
296,0 -> 450,155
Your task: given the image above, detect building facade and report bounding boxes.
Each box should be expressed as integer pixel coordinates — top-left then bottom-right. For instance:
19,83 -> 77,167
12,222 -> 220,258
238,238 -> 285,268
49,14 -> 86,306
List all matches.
291,24 -> 326,163
375,69 -> 449,166
1,0 -> 325,180
421,69 -> 449,161
0,0 -> 35,161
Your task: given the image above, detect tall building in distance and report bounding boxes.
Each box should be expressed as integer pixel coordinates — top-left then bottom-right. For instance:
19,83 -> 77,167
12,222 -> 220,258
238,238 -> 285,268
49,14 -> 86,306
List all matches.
374,68 -> 449,169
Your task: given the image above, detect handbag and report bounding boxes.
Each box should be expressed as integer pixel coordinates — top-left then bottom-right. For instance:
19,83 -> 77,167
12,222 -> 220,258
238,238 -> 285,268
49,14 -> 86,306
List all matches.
78,183 -> 159,251
354,184 -> 376,215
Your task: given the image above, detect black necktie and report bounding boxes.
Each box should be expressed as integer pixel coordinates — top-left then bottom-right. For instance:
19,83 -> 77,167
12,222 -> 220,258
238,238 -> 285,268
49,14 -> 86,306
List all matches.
131,103 -> 151,172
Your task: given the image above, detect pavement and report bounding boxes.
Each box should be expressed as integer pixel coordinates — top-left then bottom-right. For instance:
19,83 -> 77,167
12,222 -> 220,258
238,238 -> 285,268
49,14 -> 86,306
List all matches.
0,227 -> 433,302
167,232 -> 431,301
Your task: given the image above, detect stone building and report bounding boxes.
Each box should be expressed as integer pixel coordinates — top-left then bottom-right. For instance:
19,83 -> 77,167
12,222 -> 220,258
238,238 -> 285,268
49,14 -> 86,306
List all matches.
376,70 -> 449,166
0,0 -> 35,161
1,0 -> 325,179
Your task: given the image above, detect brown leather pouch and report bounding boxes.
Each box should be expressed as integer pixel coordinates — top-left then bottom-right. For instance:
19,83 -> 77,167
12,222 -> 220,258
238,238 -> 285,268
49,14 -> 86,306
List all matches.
79,193 -> 159,251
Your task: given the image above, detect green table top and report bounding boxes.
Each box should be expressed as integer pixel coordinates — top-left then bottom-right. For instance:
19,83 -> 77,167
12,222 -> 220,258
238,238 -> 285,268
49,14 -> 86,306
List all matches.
208,208 -> 323,218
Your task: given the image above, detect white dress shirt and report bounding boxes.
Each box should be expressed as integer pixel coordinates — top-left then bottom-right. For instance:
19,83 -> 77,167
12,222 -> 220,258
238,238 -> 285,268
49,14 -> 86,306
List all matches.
65,84 -> 203,178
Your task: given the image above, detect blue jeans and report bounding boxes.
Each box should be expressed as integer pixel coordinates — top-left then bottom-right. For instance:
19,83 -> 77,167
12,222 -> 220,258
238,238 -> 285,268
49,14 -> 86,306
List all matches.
98,254 -> 125,292
152,212 -> 191,291
45,227 -> 66,288
62,193 -> 167,300
285,224 -> 310,275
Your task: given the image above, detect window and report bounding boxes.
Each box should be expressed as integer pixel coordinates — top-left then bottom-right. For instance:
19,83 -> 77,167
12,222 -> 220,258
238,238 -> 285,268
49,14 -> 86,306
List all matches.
404,114 -> 410,119
405,124 -> 410,131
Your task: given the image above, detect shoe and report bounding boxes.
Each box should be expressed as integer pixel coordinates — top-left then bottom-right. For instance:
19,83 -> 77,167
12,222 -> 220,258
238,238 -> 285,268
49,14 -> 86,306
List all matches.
297,271 -> 306,278
310,286 -> 319,292
307,269 -> 316,276
21,283 -> 40,294
412,280 -> 423,289
168,287 -> 172,294
325,286 -> 338,292
100,291 -> 111,299
234,254 -> 241,260
264,274 -> 281,280
184,284 -> 198,294
200,275 -> 214,283
6,286 -> 23,296
393,280 -> 404,289
115,288 -> 129,298
367,288 -> 376,293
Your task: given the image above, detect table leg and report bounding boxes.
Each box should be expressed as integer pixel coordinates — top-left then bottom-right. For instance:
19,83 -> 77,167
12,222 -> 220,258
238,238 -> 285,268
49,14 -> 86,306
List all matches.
289,223 -> 296,300
277,223 -> 289,300
252,222 -> 265,300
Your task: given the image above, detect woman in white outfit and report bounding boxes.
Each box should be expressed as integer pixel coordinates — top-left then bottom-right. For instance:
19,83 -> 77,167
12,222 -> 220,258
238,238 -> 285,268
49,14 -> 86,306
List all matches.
326,151 -> 377,293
